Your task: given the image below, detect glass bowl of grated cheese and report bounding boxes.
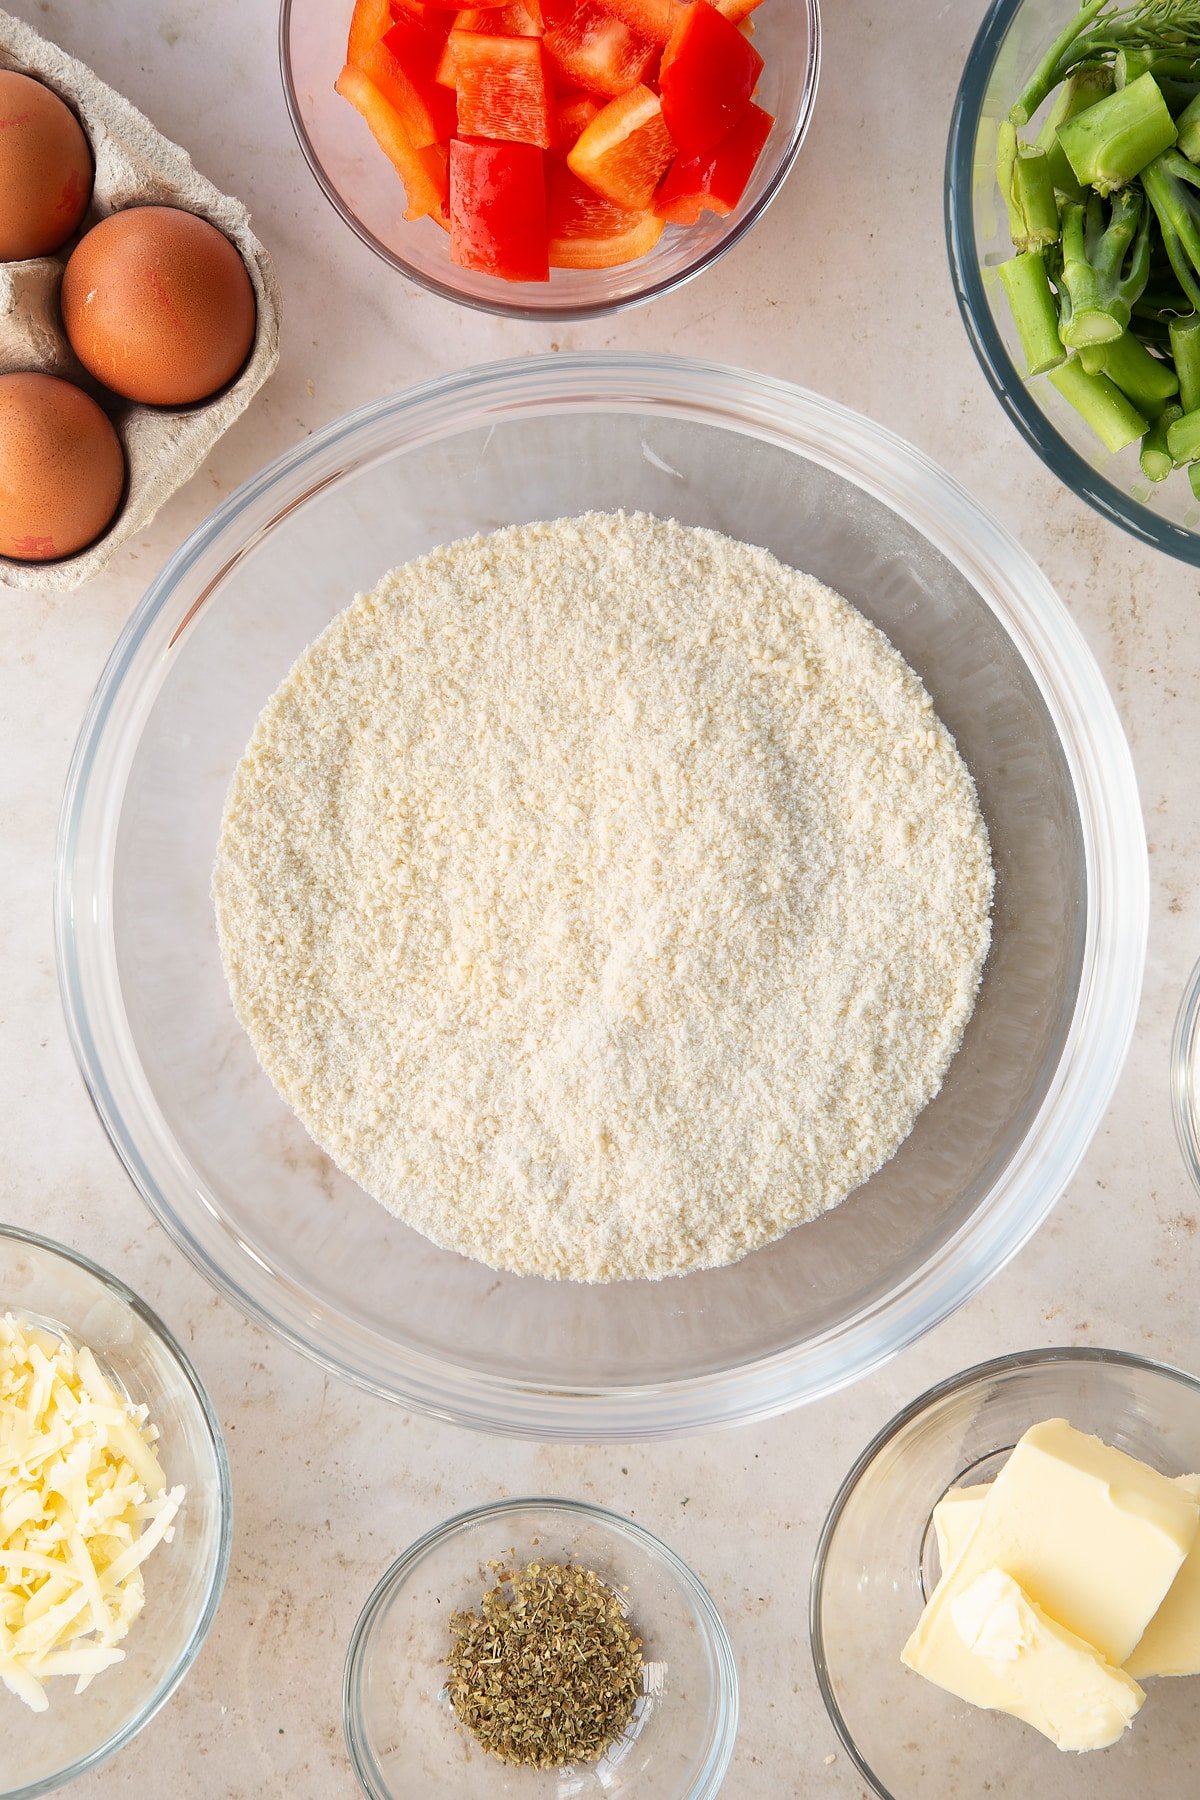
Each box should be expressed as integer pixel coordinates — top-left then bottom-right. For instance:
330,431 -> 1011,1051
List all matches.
55,352 -> 1147,1440
0,1227 -> 230,1797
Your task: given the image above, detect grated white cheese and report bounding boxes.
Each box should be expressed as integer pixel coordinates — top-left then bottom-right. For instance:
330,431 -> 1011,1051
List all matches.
0,1314 -> 183,1712
214,512 -> 993,1282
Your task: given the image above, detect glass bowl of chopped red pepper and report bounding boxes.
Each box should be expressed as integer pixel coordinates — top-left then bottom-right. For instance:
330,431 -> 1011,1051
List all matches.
279,0 -> 820,317
343,1497 -> 737,1798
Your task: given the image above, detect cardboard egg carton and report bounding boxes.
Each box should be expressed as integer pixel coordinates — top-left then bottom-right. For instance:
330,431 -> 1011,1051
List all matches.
0,9 -> 281,590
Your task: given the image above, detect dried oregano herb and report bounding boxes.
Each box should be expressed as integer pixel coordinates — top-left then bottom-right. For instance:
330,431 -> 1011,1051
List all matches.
447,1558 -> 644,1768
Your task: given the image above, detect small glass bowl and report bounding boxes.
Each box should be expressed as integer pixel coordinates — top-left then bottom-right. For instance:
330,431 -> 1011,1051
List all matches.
343,1498 -> 737,1798
0,1227 -> 231,1799
947,0 -> 1200,563
278,0 -> 821,320
811,1347 -> 1200,1799
1171,955 -> 1200,1195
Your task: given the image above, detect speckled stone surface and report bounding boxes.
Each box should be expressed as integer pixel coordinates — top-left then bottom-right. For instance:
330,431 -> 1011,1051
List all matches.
2,1 -> 1198,1795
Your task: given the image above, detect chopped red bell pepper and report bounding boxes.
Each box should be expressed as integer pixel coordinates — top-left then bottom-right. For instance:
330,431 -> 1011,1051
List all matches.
455,3 -> 542,31
566,84 -> 675,209
335,63 -> 449,219
594,0 -> 682,45
654,97 -> 771,221
452,33 -> 553,146
449,139 -> 549,280
355,16 -> 456,147
541,0 -> 656,97
437,8 -> 542,86
714,0 -> 763,19
347,0 -> 392,63
386,0 -> 461,18
554,89 -> 603,149
547,164 -> 664,265
659,0 -> 762,154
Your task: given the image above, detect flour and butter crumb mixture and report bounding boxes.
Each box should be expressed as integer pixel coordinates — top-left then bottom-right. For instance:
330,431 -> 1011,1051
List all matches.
214,512 -> 993,1282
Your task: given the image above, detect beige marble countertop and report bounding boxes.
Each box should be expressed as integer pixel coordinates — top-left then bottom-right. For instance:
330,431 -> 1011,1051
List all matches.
2,0 -> 1199,1794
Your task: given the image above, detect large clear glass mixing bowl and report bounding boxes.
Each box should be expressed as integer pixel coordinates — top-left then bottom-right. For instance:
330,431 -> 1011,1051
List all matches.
55,354 -> 1147,1439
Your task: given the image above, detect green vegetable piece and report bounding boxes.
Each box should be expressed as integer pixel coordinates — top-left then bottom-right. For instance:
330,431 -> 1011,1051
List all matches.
1048,358 -> 1149,453
999,251 -> 1067,376
1099,330 -> 1180,412
1140,403 -> 1182,481
999,139 -> 1062,251
1014,3 -> 1200,126
1189,461 -> 1200,498
1141,149 -> 1200,310
1057,72 -> 1177,192
1057,191 -> 1151,349
1170,312 -> 1200,409
1010,0 -> 1108,126
1167,405 -> 1200,461
1115,47 -> 1157,88
1178,92 -> 1200,162
1037,65 -> 1114,200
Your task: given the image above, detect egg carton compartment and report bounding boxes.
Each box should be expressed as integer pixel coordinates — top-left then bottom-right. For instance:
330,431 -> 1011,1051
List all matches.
0,8 -> 281,590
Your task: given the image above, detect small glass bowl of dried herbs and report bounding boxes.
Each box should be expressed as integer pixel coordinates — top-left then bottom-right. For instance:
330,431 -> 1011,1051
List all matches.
343,1497 -> 738,1799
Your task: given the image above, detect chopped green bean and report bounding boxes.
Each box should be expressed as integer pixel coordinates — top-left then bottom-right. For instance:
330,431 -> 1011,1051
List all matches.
1048,359 -> 1149,452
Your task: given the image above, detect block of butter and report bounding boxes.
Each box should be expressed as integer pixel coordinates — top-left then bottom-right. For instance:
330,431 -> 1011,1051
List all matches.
942,1567 -> 1144,1752
934,1471 -> 1200,1680
932,1481 -> 990,1569
1126,1473 -> 1200,1678
903,1419 -> 1200,1750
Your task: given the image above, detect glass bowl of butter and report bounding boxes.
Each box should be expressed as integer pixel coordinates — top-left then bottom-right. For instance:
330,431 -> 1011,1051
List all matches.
811,1347 -> 1200,1797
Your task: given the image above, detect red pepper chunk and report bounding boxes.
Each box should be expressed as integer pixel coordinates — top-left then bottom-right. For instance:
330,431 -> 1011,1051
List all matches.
335,63 -> 449,220
655,98 -> 771,222
453,34 -> 553,147
449,140 -> 549,281
347,0 -> 391,63
593,0 -> 682,46
567,85 -> 675,210
542,0 -> 656,98
547,165 -> 664,266
355,17 -> 456,147
554,90 -> 603,150
455,4 -> 542,32
659,0 -> 762,154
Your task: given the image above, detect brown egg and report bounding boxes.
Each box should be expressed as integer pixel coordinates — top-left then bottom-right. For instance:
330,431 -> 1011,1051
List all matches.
0,373 -> 125,562
0,70 -> 93,261
61,206 -> 257,407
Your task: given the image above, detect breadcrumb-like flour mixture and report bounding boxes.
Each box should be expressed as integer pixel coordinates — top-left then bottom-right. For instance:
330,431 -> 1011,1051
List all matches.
213,513 -> 993,1282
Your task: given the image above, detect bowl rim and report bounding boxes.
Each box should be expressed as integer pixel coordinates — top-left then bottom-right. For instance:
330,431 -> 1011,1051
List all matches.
0,1224 -> 233,1800
808,1344 -> 1200,1800
54,351 -> 1148,1439
945,0 -> 1200,567
276,0 -> 822,322
342,1494 -> 739,1800
1171,954 -> 1200,1198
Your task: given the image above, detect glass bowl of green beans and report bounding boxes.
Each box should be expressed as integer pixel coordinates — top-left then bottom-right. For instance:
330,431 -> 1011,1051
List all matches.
948,0 -> 1200,563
